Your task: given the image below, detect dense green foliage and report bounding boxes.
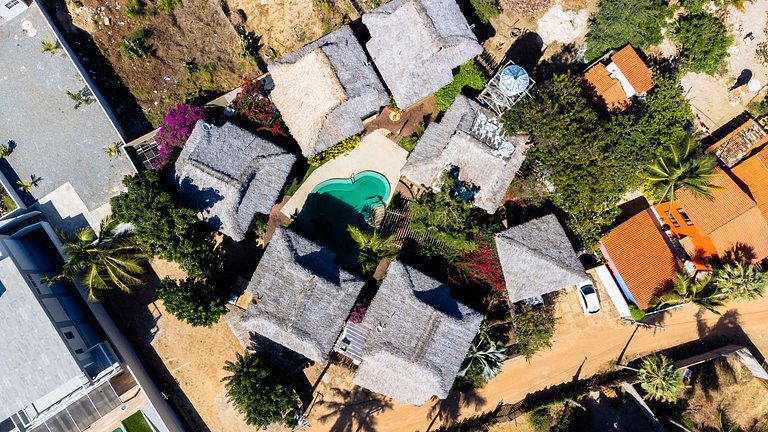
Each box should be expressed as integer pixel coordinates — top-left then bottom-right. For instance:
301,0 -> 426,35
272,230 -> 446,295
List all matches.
713,262 -> 767,301
651,272 -> 726,314
672,13 -> 733,74
121,411 -> 153,432
629,304 -> 647,321
584,0 -> 669,61
51,217 -> 148,301
222,352 -> 299,428
157,277 -> 228,327
110,171 -> 211,278
748,95 -> 768,119
513,303 -> 557,360
680,0 -> 706,11
641,134 -> 719,204
452,362 -> 486,391
459,329 -> 507,381
434,60 -> 488,111
469,0 -> 499,23
503,72 -> 692,246
120,30 -> 150,60
307,135 -> 361,166
347,226 -> 399,275
637,354 -> 684,403
409,174 -> 482,252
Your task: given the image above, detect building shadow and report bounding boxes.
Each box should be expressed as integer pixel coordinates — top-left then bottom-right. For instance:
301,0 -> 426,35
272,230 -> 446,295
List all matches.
502,32 -> 544,73
695,308 -> 764,365
426,388 -> 487,429
316,386 -> 394,432
100,265 -> 211,432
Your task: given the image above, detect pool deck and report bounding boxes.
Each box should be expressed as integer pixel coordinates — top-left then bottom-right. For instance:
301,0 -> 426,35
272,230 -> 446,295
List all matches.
281,129 -> 408,219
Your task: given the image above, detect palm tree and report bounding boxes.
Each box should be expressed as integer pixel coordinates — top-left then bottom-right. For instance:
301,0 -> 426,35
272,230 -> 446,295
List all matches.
714,262 -> 767,301
641,135 -> 719,204
458,329 -> 507,381
50,217 -> 147,301
347,225 -> 399,275
651,272 -> 727,315
637,354 -> 685,403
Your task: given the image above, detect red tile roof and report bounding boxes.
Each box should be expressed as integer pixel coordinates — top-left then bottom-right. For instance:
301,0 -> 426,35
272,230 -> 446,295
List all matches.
583,45 -> 654,111
732,144 -> 768,232
675,168 -> 768,261
705,118 -> 768,167
600,209 -> 677,309
611,45 -> 654,95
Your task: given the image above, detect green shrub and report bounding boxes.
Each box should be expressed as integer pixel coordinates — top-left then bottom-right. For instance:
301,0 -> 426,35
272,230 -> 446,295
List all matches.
125,0 -> 148,18
452,362 -> 486,391
307,135 -> 361,166
671,13 -> 732,75
629,304 -> 647,321
1,194 -> 16,214
120,30 -> 149,59
157,277 -> 227,327
435,60 -> 488,111
748,96 -> 768,119
527,408 -> 550,432
469,0 -> 499,23
0,144 -> 10,158
584,0 -> 669,61
66,89 -> 95,109
680,0 -> 706,11
157,0 -> 183,12
41,37 -> 58,54
513,303 -> 556,360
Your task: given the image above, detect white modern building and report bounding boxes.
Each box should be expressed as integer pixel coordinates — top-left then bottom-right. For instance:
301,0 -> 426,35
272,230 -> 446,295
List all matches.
0,210 -> 177,432
0,0 -> 28,22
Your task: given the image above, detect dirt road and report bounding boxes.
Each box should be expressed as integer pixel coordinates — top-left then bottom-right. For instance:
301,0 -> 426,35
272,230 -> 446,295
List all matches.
306,296 -> 768,432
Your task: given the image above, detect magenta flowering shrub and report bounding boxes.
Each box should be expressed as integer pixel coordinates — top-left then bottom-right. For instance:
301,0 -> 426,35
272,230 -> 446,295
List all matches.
231,78 -> 287,137
152,103 -> 205,169
348,303 -> 367,324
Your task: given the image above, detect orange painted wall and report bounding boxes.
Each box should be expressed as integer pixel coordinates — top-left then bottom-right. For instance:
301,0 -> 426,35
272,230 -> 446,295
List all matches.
653,203 -> 717,268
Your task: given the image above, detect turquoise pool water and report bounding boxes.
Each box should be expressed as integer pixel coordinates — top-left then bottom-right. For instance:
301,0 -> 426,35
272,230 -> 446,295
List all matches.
300,170 -> 391,252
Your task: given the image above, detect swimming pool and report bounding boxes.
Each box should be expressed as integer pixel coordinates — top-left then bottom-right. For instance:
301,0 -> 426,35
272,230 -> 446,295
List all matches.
300,170 -> 391,252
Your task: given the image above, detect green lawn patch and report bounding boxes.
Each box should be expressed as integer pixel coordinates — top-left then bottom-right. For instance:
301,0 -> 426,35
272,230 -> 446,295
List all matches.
122,411 -> 152,432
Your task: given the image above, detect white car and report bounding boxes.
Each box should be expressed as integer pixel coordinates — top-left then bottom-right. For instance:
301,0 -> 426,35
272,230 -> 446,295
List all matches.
577,281 -> 601,315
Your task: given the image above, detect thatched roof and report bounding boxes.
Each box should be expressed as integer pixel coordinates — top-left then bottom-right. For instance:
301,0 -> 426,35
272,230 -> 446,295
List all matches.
227,227 -> 365,363
401,95 -> 529,213
363,0 -> 483,108
353,261 -> 482,405
269,25 -> 388,157
495,214 -> 584,303
173,121 -> 296,242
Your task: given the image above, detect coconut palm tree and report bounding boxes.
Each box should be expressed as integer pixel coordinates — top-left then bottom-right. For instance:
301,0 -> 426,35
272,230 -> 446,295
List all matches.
641,134 -> 719,204
637,354 -> 685,403
347,225 -> 399,275
650,272 -> 727,315
714,262 -> 767,301
49,217 -> 147,301
458,329 -> 507,381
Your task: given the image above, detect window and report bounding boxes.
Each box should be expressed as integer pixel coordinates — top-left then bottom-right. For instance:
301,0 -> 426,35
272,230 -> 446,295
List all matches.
665,211 -> 680,228
74,348 -> 84,354
64,331 -> 75,340
677,208 -> 694,226
5,0 -> 19,9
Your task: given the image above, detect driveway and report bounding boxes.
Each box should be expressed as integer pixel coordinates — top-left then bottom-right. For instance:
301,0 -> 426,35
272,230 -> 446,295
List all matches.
305,295 -> 768,431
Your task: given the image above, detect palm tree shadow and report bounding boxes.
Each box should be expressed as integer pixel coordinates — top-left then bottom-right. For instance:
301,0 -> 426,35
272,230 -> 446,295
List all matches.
317,386 -> 394,432
426,388 -> 487,429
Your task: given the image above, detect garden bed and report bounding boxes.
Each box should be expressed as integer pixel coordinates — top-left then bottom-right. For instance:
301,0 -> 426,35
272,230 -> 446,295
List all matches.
0,183 -> 18,217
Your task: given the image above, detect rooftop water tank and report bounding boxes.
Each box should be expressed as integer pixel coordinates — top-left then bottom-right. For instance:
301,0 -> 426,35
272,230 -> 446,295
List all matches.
498,65 -> 530,97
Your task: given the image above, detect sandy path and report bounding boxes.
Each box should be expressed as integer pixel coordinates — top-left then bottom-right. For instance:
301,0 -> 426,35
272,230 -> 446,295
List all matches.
305,297 -> 768,431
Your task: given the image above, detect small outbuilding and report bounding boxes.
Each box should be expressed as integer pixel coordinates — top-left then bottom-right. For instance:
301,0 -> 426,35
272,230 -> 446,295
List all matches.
268,25 -> 388,157
401,95 -> 529,213
226,227 -> 365,363
362,0 -> 483,109
353,261 -> 482,405
173,120 -> 296,242
495,214 -> 585,304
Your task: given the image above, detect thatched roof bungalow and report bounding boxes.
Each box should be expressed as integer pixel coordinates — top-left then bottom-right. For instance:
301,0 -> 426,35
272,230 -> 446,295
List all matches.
362,0 -> 483,108
268,25 -> 388,157
401,95 -> 529,213
173,121 -> 296,241
353,261 -> 482,405
227,227 -> 365,363
495,214 -> 585,304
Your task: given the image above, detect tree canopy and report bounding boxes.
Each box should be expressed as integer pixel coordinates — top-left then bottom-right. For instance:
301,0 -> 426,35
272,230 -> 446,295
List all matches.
503,72 -> 692,247
110,171 -> 212,278
672,13 -> 733,75
637,354 -> 685,403
513,303 -> 557,360
222,352 -> 299,428
584,0 -> 669,61
157,277 -> 228,327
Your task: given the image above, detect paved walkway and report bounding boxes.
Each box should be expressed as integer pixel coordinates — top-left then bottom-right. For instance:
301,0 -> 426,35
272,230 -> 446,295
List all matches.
306,295 -> 768,432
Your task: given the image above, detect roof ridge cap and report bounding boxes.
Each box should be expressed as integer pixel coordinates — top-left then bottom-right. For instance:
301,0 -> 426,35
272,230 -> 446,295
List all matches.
499,233 -> 581,276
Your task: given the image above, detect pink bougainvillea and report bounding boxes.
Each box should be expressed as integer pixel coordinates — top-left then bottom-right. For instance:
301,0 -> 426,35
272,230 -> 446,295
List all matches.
231,78 -> 287,137
456,236 -> 505,296
152,103 -> 205,169
348,303 -> 367,324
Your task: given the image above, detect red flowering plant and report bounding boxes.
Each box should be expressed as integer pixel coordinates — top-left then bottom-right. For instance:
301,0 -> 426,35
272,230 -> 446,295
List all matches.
152,103 -> 205,169
230,78 -> 287,137
454,235 -> 505,306
347,302 -> 368,324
